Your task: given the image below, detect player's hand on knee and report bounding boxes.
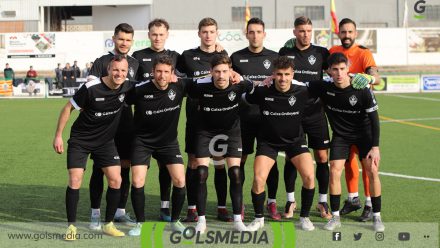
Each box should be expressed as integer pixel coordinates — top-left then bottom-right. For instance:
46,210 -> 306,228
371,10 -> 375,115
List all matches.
53,136 -> 64,154
367,146 -> 380,168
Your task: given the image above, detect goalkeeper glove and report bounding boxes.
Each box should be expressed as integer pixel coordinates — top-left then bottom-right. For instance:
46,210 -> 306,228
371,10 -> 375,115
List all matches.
351,73 -> 375,89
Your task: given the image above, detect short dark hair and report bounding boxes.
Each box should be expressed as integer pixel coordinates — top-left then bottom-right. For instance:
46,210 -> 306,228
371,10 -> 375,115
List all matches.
153,54 -> 174,70
210,54 -> 231,68
339,18 -> 357,29
148,18 -> 170,31
246,17 -> 265,31
107,54 -> 127,69
294,16 -> 312,27
327,52 -> 348,67
273,56 -> 295,70
114,23 -> 134,36
198,17 -> 218,31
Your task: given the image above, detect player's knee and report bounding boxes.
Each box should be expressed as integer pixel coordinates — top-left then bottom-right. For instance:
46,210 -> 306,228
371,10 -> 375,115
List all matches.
172,177 -> 185,188
316,155 -> 328,163
330,165 -> 342,177
197,166 -> 209,183
69,177 -> 82,189
107,176 -> 122,188
228,166 -> 241,185
253,176 -> 265,191
131,176 -> 145,188
302,173 -> 315,187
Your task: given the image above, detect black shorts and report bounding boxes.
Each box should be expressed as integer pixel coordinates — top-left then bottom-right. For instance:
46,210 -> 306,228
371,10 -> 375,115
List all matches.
184,98 -> 199,154
131,137 -> 184,167
195,125 -> 242,158
256,138 -> 310,161
302,112 -> 330,150
240,117 -> 260,155
329,135 -> 373,160
115,105 -> 134,160
67,140 -> 120,169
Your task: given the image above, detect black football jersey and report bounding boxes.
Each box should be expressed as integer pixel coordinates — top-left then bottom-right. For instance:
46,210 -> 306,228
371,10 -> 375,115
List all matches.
132,48 -> 180,81
69,78 -> 133,148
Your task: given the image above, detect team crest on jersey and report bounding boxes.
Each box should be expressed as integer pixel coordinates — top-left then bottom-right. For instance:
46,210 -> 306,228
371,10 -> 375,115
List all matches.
263,59 -> 271,69
168,89 -> 176,101
349,95 -> 358,106
308,55 -> 316,65
129,67 -> 135,78
288,95 -> 296,106
119,93 -> 125,102
228,91 -> 236,101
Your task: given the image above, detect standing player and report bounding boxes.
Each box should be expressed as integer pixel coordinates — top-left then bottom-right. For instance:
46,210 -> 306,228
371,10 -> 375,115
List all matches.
230,18 -> 280,220
126,55 -> 188,236
132,18 -> 180,222
329,18 -> 380,222
53,55 -> 132,240
278,16 -> 331,219
88,23 -> 139,229
177,17 -> 232,223
187,54 -> 250,233
244,56 -> 316,231
306,52 -> 383,232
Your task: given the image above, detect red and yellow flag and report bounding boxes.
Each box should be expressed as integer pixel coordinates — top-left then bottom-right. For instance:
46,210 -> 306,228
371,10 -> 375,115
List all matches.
330,0 -> 339,34
245,0 -> 251,24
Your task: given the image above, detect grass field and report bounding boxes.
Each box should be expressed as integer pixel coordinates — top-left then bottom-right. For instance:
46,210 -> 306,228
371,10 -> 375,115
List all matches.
0,92 -> 439,247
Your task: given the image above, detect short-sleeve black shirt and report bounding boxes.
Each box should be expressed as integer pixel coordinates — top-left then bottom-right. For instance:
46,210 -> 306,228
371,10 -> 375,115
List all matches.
132,48 -> 180,81
69,78 -> 133,149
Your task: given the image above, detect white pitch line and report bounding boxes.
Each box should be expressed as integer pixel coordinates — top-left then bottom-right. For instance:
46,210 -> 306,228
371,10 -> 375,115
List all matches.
380,117 -> 440,123
386,94 -> 440,102
277,152 -> 440,182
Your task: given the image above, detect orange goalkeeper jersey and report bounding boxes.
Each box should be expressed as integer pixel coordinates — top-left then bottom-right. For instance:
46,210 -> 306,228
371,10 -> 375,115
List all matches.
329,44 -> 376,74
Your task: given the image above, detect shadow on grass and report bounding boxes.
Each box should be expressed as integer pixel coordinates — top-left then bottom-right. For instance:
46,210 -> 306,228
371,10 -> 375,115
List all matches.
0,183 -> 225,223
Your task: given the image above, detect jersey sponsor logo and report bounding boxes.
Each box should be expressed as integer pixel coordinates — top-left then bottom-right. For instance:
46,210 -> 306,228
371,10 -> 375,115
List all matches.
262,110 -> 300,116
240,59 -> 248,63
288,95 -> 296,106
264,97 -> 274,101
301,145 -> 308,148
129,67 -> 135,78
114,156 -> 120,160
324,140 -> 330,144
308,55 -> 316,65
143,72 -> 153,78
144,94 -> 154,99
95,108 -> 121,117
143,58 -> 152,61
95,97 -> 105,101
349,95 -> 358,106
204,103 -> 239,112
288,55 -> 295,60
118,94 -> 125,102
203,94 -> 213,98
228,91 -> 236,101
193,56 -> 200,61
168,89 -> 176,101
176,154 -> 183,158
326,91 -> 335,96
145,105 -> 180,115
263,59 -> 271,69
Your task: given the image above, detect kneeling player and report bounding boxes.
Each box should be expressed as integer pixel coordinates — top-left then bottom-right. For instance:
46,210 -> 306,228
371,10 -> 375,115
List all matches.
244,56 -> 316,231
53,55 -> 131,240
126,55 -> 187,235
306,53 -> 383,232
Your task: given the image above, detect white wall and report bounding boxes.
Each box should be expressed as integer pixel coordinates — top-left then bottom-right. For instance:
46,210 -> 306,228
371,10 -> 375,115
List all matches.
92,5 -> 151,31
1,28 -> 439,72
